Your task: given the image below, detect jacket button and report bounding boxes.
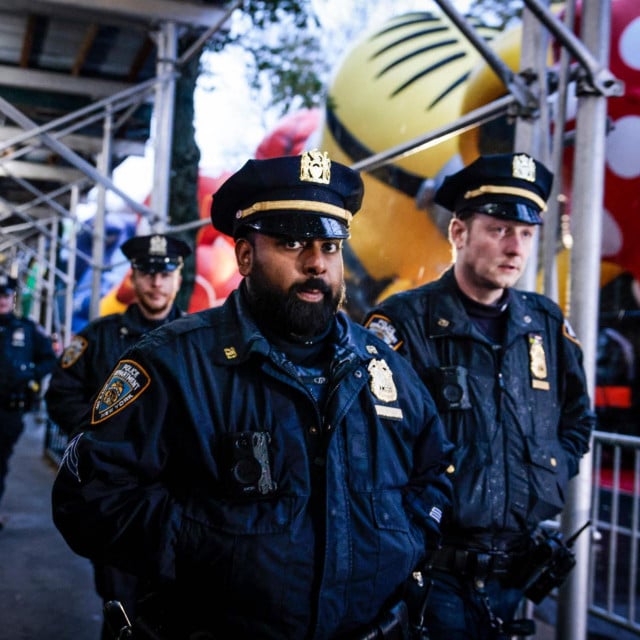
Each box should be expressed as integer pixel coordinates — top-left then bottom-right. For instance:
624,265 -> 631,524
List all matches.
309,427 -> 318,435
354,370 -> 363,378
550,457 -> 557,467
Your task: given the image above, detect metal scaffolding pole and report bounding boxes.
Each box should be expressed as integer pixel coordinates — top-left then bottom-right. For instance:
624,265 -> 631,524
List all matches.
557,1 -> 612,638
514,1 -> 551,292
90,108 -> 113,321
63,186 -> 79,348
149,21 -> 178,233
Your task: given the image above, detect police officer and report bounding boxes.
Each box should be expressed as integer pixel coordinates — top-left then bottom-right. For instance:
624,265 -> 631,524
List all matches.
45,233 -> 191,638
364,153 -> 595,639
0,273 -> 56,528
52,151 -> 453,639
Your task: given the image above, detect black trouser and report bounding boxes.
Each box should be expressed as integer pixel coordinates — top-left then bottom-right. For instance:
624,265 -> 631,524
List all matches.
94,563 -> 143,640
0,407 -> 25,505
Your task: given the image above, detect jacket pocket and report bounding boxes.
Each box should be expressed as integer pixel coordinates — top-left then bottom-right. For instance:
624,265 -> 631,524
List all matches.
525,436 -> 569,520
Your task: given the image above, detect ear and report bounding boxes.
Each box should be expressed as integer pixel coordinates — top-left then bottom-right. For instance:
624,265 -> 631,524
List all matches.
235,239 -> 253,276
449,217 -> 467,250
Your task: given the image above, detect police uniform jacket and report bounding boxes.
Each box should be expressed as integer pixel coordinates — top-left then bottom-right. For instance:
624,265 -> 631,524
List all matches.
364,269 -> 595,548
0,312 -> 56,410
52,287 -> 453,639
46,303 -> 183,434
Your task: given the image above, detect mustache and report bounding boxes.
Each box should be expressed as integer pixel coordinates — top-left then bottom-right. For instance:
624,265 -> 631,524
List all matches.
292,278 -> 331,295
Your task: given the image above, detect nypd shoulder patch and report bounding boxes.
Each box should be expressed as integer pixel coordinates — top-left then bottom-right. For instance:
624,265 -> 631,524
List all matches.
364,314 -> 403,350
61,335 -> 89,368
91,359 -> 150,425
562,319 -> 581,346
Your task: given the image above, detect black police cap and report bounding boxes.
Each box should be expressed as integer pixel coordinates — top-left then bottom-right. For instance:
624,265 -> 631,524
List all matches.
435,153 -> 553,225
210,150 -> 364,239
120,234 -> 192,274
0,273 -> 18,295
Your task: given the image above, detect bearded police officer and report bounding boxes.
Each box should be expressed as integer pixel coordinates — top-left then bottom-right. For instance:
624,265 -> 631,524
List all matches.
52,151 -> 453,639
0,273 -> 56,527
364,153 -> 595,639
46,233 -> 191,639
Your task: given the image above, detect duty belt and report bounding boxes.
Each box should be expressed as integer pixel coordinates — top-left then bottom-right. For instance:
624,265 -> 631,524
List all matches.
428,546 -> 524,579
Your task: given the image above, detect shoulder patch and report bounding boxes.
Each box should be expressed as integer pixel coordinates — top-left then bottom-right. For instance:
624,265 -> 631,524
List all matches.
364,314 -> 403,351
61,335 -> 89,368
91,359 -> 151,425
563,319 -> 581,346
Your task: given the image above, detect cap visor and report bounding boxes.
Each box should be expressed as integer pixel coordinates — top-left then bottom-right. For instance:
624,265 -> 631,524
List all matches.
241,212 -> 350,239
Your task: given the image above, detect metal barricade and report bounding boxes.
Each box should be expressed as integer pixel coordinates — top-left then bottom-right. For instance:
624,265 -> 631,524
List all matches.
590,430 -> 640,633
44,418 -> 69,466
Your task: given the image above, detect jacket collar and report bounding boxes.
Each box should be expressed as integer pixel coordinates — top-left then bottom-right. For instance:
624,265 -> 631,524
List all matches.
427,268 -> 544,344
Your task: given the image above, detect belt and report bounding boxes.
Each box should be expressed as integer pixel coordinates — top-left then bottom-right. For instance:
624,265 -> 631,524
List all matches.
428,546 -> 524,579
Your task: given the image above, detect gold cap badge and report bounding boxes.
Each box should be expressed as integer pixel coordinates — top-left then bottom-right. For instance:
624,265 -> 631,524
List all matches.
300,149 -> 331,185
512,154 -> 536,182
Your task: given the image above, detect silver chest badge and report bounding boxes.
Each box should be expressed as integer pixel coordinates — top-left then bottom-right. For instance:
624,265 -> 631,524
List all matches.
368,358 -> 398,402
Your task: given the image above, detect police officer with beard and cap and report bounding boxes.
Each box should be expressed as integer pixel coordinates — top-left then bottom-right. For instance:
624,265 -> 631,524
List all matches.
364,153 -> 595,639
0,273 -> 56,529
45,233 -> 191,639
51,150 -> 453,640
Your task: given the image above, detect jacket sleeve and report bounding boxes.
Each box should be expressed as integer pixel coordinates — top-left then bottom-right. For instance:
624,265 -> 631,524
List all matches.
51,349 -> 184,582
403,379 -> 454,547
46,332 -> 97,434
558,320 -> 596,476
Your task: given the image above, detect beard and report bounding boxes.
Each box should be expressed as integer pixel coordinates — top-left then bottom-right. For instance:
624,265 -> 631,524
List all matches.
136,292 -> 172,318
246,269 -> 345,340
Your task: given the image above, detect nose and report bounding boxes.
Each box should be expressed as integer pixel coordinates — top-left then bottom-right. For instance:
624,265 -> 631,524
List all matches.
504,231 -> 528,255
302,241 -> 327,275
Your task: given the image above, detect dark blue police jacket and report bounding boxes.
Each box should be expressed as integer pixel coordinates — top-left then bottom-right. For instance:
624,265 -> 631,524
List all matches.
52,288 -> 453,639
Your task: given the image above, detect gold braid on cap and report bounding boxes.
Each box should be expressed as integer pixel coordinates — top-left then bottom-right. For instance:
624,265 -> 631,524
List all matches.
463,185 -> 547,212
239,199 -> 353,224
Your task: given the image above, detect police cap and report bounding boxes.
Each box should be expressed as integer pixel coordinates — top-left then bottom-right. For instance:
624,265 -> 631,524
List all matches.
435,153 -> 553,225
120,234 -> 192,274
0,273 -> 18,295
210,150 -> 364,239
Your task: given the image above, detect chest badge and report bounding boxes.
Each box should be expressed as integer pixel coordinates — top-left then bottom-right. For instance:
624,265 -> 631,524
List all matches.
368,358 -> 398,402
528,333 -> 550,390
11,327 -> 26,347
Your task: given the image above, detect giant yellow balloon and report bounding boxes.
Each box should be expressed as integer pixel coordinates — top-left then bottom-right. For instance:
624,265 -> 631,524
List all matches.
321,10 -> 503,300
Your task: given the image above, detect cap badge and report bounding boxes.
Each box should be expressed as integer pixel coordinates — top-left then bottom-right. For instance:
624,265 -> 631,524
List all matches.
300,149 -> 331,185
512,154 -> 536,182
149,235 -> 168,256
368,358 -> 398,403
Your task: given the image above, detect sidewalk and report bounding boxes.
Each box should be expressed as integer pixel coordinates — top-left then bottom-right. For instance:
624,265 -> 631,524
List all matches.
0,412 -> 102,640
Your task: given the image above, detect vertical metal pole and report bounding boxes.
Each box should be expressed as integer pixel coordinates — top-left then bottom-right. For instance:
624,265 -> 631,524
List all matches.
64,186 -> 79,346
90,106 -> 113,321
150,21 -> 178,233
45,217 -> 59,334
556,1 -> 610,638
514,1 -> 551,292
34,232 -> 46,322
542,0 -> 576,306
